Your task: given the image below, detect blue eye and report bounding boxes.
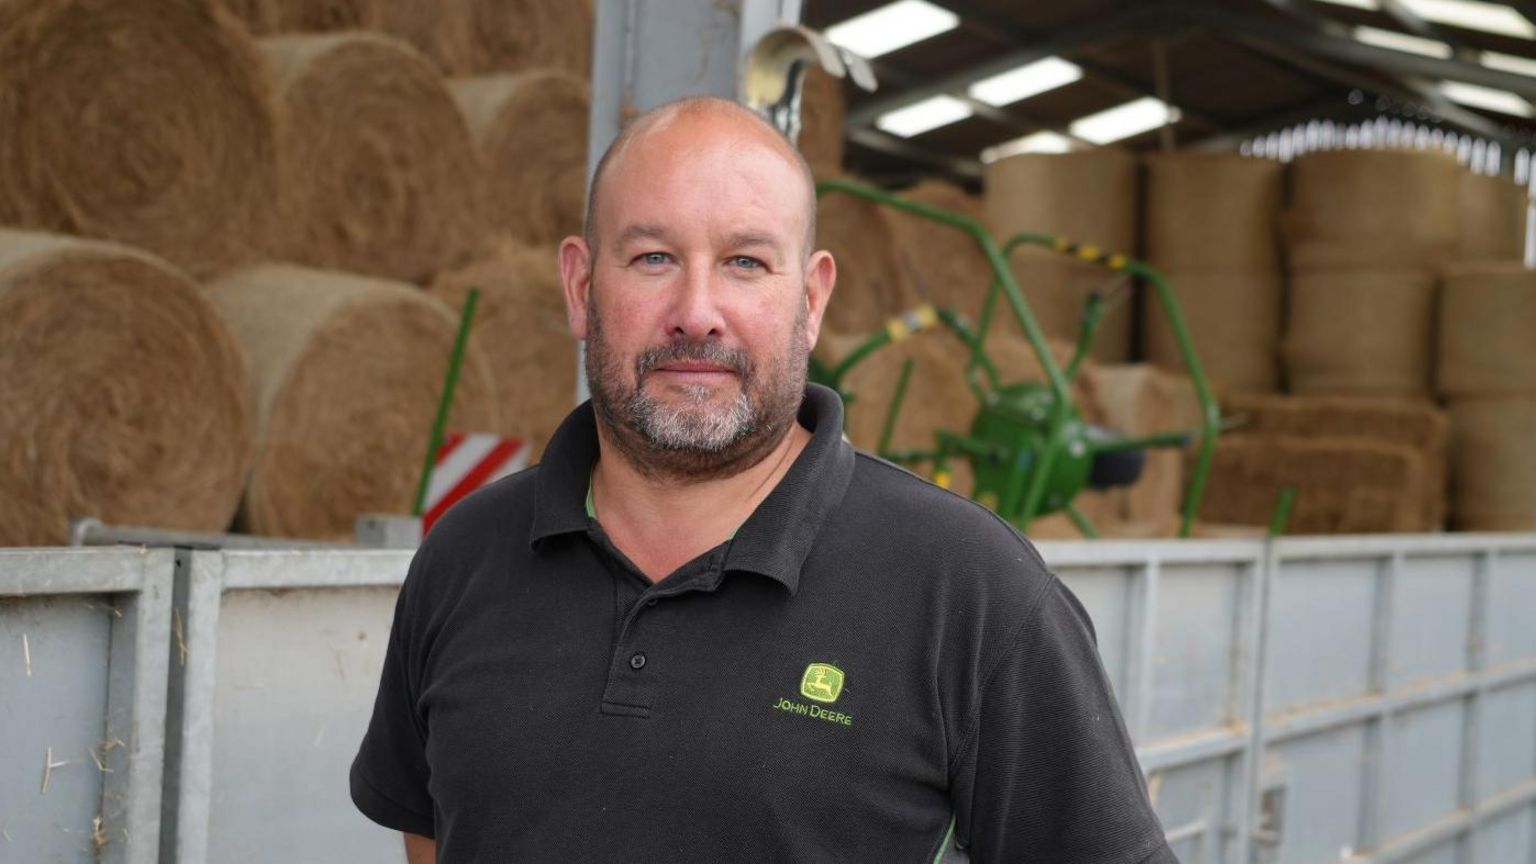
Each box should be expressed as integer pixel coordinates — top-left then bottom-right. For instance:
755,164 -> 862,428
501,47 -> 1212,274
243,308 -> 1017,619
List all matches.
639,252 -> 670,266
731,256 -> 763,270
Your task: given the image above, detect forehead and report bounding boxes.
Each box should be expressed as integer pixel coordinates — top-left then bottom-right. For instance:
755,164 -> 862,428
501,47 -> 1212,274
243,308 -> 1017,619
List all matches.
597,118 -> 811,243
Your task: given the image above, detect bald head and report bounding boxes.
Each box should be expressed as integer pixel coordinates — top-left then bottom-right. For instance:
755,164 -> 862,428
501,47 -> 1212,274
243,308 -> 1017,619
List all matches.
583,96 -> 818,258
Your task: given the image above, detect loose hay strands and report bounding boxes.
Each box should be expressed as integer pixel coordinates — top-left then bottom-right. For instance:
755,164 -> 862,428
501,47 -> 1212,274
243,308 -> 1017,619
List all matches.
1284,268 -> 1436,398
450,72 -> 590,247
429,242 -> 572,459
1198,436 -> 1428,534
391,0 -> 594,78
1447,396 -> 1536,531
1223,393 -> 1448,530
204,264 -> 501,539
1439,262 -> 1536,398
0,230 -> 253,546
260,33 -> 488,283
0,0 -> 280,278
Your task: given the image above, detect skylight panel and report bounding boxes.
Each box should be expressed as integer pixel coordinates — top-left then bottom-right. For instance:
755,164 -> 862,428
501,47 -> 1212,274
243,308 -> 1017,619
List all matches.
982,131 -> 1074,162
875,95 -> 974,138
1439,80 -> 1535,116
967,57 -> 1084,107
824,0 -> 960,59
1069,97 -> 1177,145
1352,25 -> 1453,57
1398,0 -> 1536,38
1483,50 -> 1536,76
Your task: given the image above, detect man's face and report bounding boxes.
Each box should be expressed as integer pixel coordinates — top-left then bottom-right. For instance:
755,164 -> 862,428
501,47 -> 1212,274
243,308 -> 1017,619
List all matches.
559,111 -> 834,480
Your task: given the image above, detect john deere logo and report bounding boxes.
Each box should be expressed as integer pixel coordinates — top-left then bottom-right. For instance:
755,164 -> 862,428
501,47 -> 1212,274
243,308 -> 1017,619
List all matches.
800,663 -> 845,703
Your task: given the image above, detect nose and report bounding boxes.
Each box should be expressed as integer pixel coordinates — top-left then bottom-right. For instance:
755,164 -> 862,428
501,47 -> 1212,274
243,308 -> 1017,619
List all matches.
668,260 -> 726,341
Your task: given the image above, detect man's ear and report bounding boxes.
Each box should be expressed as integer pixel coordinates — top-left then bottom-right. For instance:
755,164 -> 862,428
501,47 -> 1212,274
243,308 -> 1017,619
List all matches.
559,236 -> 593,340
802,249 -> 836,351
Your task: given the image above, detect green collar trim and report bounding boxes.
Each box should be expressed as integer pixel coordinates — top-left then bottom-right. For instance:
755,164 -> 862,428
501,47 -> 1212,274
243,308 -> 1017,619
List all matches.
586,471 -> 739,539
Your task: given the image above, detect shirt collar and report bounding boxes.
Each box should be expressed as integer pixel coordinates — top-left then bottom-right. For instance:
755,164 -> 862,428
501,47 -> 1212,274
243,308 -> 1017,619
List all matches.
530,385 -> 856,594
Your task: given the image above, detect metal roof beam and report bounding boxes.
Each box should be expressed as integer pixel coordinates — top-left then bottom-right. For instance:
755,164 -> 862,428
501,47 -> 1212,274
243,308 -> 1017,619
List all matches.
845,5 -> 1165,127
1172,2 -> 1536,98
1208,19 -> 1513,141
924,1 -> 1231,133
844,127 -> 983,181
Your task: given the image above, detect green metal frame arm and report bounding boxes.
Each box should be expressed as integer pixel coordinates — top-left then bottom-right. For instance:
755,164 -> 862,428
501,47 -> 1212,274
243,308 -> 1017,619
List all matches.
998,233 -> 1222,539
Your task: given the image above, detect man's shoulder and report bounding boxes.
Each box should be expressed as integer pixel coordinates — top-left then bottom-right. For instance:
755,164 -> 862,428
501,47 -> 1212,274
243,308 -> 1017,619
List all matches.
838,450 -> 1054,596
412,463 -> 542,571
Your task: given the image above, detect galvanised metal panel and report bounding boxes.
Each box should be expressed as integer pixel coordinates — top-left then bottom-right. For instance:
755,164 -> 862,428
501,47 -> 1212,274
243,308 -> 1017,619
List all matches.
0,548 -> 173,864
1388,556 -> 1473,690
1261,534 -> 1536,864
1477,681 -> 1536,800
1264,556 -> 1379,714
1471,806 -> 1532,861
167,550 -> 411,864
1039,539 -> 1267,864
1382,701 -> 1465,841
1487,552 -> 1536,668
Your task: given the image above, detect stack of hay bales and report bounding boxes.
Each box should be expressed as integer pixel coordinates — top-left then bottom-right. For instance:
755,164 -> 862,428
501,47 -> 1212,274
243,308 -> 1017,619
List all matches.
1456,171 -> 1526,262
1438,264 -> 1536,531
206,266 -> 500,540
887,180 -> 996,323
260,32 -> 489,282
1282,150 -> 1456,398
0,0 -> 281,276
1207,394 -> 1447,533
816,174 -> 922,337
1079,364 -> 1208,536
0,0 -> 589,544
0,231 -> 254,546
798,65 -> 848,176
1142,154 -> 1284,393
984,150 -> 1138,363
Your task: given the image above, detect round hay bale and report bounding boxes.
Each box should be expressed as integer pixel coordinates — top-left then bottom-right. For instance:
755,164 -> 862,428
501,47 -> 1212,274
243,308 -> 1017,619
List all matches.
888,180 -> 996,319
429,242 -> 572,459
1143,271 -> 1282,393
1439,262 -> 1536,398
1284,269 -> 1436,398
260,33 -> 488,283
1144,153 -> 1282,272
1447,396 -> 1536,531
450,72 -> 589,248
816,175 -> 922,336
1456,172 -> 1526,261
0,0 -> 279,278
0,231 -> 252,546
205,265 -> 501,539
798,66 -> 847,174
1286,150 -> 1459,270
984,151 -> 1137,362
220,0 -> 379,34
395,0 -> 594,78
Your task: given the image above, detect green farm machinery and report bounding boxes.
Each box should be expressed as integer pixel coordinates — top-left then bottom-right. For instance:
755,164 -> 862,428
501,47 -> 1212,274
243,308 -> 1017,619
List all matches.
810,177 -> 1222,538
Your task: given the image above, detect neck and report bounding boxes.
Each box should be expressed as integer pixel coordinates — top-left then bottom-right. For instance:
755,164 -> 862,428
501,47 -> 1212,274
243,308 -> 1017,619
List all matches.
591,421 -> 812,583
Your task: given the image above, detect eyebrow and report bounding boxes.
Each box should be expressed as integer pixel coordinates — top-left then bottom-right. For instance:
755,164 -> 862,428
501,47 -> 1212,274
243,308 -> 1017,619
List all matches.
613,223 -> 672,249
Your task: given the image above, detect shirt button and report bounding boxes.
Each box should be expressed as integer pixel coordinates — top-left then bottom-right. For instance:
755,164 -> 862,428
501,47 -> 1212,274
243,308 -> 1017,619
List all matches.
629,652 -> 647,670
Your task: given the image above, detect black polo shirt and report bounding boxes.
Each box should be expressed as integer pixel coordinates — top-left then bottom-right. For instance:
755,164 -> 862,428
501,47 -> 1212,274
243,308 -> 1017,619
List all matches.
351,385 -> 1175,863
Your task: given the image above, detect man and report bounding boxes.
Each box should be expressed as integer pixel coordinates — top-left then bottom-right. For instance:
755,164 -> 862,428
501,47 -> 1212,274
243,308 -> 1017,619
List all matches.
351,96 -> 1175,863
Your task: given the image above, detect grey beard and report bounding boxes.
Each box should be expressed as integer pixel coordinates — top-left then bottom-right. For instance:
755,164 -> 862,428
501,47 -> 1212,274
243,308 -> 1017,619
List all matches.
624,343 -> 758,452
